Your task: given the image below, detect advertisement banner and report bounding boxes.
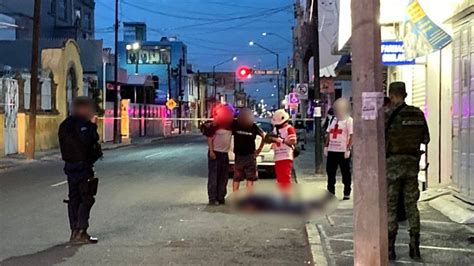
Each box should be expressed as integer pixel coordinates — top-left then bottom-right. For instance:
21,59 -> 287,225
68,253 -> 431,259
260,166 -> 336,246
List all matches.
403,0 -> 452,59
127,46 -> 171,65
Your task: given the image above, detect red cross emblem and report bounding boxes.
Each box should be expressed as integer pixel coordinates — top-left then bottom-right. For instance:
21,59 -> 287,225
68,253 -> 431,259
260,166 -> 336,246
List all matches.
330,123 -> 343,139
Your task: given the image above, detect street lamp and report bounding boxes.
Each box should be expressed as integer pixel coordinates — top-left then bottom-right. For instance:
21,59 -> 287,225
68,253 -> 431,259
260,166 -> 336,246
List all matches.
261,32 -> 292,43
249,41 -> 280,106
212,56 -> 238,101
126,42 -> 141,74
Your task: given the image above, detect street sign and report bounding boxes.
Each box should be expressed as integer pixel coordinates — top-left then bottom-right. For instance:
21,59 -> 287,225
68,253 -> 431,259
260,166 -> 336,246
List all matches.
296,83 -> 308,100
252,69 -> 281,75
288,92 -> 300,105
166,99 -> 177,110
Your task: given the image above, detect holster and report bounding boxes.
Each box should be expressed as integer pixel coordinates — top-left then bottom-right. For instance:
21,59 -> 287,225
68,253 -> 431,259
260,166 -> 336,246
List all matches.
88,177 -> 99,196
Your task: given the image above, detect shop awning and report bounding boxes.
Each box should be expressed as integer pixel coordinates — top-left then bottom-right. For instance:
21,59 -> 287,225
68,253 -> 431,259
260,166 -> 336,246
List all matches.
320,62 -> 338,78
127,74 -> 154,86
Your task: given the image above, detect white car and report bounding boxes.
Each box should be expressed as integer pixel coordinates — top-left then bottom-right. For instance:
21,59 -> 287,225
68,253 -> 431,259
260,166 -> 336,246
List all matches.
229,120 -> 275,177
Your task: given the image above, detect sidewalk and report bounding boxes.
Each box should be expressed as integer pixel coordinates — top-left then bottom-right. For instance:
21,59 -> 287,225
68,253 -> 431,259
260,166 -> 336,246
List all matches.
294,141 -> 474,265
0,135 -> 180,172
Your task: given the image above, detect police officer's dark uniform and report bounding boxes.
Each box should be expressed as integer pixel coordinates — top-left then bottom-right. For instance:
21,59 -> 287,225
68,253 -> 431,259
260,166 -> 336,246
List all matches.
58,97 -> 102,244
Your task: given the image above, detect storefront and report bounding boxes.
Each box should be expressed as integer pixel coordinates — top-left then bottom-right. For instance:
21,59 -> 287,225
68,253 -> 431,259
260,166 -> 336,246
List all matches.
337,0 -> 469,191
450,2 -> 473,203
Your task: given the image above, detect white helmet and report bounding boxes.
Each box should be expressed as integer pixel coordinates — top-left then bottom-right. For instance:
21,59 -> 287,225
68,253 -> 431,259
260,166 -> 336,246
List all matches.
272,109 -> 290,126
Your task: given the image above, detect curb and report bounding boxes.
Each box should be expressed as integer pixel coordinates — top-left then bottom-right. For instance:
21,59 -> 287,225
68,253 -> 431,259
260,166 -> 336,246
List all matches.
428,195 -> 474,224
305,222 -> 329,266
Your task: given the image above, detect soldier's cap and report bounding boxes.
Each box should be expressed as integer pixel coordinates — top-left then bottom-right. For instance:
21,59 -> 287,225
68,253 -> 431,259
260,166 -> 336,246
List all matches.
389,82 -> 407,98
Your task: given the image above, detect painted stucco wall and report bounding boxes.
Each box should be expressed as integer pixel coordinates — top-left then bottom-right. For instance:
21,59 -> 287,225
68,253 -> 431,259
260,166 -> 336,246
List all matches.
15,40 -> 84,153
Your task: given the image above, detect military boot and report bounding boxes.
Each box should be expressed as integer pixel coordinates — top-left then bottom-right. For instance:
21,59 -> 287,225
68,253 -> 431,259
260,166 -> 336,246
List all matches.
69,229 -> 79,242
409,233 -> 421,260
73,229 -> 98,244
388,233 -> 397,261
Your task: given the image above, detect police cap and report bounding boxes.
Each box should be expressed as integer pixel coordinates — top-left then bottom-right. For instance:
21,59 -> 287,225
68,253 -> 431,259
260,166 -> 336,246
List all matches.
389,82 -> 407,99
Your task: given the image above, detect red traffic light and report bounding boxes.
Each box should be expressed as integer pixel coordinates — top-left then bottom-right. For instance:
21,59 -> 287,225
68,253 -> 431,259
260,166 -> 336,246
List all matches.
237,67 -> 252,79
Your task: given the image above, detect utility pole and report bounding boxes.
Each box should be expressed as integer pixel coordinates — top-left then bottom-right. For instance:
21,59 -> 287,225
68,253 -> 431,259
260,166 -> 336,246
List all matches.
178,59 -> 183,134
276,53 -> 280,107
312,0 -> 323,174
351,0 -> 388,264
26,0 -> 41,160
113,0 -> 120,143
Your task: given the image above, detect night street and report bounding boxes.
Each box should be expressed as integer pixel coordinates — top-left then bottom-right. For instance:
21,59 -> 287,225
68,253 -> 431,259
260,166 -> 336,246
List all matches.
0,135 -> 311,265
1,0 -> 473,265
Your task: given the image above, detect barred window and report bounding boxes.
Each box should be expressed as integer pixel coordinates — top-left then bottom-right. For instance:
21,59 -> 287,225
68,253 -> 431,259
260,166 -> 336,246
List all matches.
22,74 -> 31,110
41,78 -> 52,111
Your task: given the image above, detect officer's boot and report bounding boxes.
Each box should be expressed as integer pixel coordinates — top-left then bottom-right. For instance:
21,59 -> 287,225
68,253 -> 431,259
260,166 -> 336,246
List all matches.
73,229 -> 98,244
69,229 -> 78,242
388,233 -> 397,261
409,233 -> 421,260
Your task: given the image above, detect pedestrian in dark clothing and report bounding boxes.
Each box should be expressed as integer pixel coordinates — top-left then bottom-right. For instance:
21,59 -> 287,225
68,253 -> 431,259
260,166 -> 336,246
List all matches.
232,108 -> 265,192
58,96 -> 102,244
386,82 -> 430,261
204,104 -> 234,205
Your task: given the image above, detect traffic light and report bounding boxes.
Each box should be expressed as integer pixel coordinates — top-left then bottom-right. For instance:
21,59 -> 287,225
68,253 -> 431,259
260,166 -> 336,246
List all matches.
237,67 -> 252,79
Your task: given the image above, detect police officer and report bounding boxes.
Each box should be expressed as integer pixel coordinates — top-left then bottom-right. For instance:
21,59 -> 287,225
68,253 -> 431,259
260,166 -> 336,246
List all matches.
385,82 -> 430,261
58,96 -> 102,244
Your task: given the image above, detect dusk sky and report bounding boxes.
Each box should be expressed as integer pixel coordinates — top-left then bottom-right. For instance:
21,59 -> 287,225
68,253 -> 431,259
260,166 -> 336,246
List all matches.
95,0 -> 295,106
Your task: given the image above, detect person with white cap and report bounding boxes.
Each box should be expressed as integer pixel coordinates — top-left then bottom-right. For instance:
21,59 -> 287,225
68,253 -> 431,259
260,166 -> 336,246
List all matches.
324,98 -> 353,200
269,109 -> 297,192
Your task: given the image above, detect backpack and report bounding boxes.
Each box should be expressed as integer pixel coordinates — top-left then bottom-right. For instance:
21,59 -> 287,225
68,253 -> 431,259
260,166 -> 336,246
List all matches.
386,103 -> 430,156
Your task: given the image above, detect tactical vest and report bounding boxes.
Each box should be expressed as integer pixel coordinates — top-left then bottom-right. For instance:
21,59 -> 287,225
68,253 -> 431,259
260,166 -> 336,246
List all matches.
386,104 -> 429,156
58,116 -> 103,164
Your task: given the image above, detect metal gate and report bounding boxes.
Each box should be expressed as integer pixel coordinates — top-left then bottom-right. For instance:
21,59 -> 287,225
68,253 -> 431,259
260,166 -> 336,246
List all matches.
452,16 -> 474,203
2,77 -> 19,155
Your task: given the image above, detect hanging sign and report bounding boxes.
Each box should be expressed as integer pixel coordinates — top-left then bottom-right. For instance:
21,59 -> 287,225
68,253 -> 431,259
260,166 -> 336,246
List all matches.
403,0 -> 452,59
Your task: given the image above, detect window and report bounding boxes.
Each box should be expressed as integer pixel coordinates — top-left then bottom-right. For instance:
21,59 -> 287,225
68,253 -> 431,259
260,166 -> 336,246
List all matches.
41,78 -> 52,111
50,0 -> 56,14
22,74 -> 31,109
83,12 -> 92,31
59,0 -> 67,20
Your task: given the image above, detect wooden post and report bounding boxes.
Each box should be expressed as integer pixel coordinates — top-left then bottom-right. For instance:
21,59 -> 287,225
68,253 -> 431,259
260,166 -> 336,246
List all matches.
311,0 -> 323,174
26,0 -> 41,160
351,0 -> 388,265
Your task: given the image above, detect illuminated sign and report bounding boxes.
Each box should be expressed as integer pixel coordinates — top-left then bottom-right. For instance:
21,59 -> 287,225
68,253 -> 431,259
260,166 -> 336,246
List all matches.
381,41 -> 415,65
288,93 -> 300,105
127,46 -> 171,65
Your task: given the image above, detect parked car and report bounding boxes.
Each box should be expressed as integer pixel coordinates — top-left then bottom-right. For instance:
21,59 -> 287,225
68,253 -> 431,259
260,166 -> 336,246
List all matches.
229,119 -> 275,177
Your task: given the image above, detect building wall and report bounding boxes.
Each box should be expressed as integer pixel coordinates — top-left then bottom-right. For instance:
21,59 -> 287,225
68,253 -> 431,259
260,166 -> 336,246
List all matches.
425,47 -> 453,187
0,0 -> 95,40
387,46 -> 453,188
451,4 -> 474,203
18,40 -> 84,153
118,39 -> 188,105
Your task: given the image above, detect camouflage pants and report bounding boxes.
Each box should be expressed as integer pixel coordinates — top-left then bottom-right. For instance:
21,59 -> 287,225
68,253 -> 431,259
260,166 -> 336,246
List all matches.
387,176 -> 420,235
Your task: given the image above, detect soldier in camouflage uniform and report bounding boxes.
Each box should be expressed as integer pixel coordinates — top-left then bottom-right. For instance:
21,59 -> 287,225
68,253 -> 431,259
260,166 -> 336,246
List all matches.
385,82 -> 430,261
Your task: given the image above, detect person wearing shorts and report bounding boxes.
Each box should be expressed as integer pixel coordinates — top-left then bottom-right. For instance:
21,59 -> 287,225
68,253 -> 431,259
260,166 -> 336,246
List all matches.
232,108 -> 265,192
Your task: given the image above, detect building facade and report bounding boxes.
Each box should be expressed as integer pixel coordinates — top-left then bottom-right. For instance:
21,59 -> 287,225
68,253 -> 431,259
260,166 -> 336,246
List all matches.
335,0 -> 473,203
0,0 -> 95,40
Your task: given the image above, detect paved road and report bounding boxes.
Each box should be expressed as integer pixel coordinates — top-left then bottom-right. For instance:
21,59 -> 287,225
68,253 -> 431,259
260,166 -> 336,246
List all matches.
0,135 -> 311,265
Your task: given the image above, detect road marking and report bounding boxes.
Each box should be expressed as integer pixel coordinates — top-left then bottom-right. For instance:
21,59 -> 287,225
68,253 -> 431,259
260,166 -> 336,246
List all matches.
51,180 -> 67,187
326,237 -> 474,253
145,152 -> 161,159
305,223 -> 329,266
